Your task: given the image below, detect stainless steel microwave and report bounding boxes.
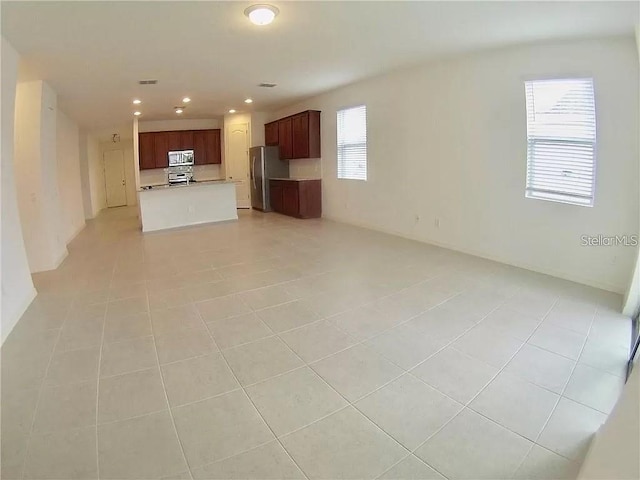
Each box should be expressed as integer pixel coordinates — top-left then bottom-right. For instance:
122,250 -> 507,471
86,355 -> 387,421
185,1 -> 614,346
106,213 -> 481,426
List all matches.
168,149 -> 195,166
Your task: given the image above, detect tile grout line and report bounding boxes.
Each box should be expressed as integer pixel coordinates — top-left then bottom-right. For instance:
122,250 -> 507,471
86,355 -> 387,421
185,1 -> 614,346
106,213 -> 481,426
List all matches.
94,281 -> 110,480
192,304 -> 311,480
144,290 -> 195,480
17,300 -> 77,480
385,291 -> 559,475
21,212 -> 628,480
525,303 -> 602,465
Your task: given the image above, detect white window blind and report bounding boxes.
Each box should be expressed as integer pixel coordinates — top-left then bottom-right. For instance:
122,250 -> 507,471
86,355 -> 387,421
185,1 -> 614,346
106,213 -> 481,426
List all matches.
337,105 -> 367,181
524,78 -> 596,207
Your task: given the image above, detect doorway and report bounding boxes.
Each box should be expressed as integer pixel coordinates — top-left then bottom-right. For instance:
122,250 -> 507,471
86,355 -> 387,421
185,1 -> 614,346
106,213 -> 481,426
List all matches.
104,149 -> 127,207
227,123 -> 251,209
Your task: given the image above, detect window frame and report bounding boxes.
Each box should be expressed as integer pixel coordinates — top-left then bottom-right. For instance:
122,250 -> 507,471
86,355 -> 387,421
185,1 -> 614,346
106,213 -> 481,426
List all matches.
336,104 -> 368,181
524,77 -> 597,208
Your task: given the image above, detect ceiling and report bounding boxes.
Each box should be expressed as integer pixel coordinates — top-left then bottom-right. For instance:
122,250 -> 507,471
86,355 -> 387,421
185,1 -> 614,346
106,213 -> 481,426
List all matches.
2,1 -> 637,130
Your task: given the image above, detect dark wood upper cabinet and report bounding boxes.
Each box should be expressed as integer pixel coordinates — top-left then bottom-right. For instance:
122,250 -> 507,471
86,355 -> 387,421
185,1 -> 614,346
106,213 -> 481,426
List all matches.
180,130 -> 194,150
138,129 -> 221,170
205,129 -> 221,164
138,132 -> 155,170
266,110 -> 321,160
193,130 -> 208,165
193,129 -> 221,165
265,121 -> 279,146
167,131 -> 182,151
153,132 -> 169,168
278,117 -> 293,160
292,112 -> 310,159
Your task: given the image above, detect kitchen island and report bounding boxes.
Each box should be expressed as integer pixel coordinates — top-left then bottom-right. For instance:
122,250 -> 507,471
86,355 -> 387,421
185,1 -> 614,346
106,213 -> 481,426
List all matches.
138,180 -> 237,232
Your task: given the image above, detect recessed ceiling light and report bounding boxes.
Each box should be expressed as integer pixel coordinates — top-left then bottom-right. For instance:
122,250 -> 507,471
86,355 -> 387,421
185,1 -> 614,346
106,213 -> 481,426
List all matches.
175,108 -> 183,114
229,109 -> 236,114
244,98 -> 253,104
132,99 -> 142,104
244,4 -> 279,26
133,111 -> 142,116
182,97 -> 191,103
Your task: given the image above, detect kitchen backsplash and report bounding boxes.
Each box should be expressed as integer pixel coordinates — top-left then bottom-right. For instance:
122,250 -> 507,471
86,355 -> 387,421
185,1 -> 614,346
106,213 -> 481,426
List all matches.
139,164 -> 222,186
290,158 -> 322,179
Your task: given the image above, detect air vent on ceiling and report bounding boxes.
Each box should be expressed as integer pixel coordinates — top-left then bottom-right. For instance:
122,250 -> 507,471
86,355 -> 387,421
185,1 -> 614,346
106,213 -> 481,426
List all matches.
258,83 -> 277,88
138,80 -> 158,85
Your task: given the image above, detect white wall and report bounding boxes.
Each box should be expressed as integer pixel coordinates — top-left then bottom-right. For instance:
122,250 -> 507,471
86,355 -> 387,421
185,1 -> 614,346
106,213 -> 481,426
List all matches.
272,36 -> 639,293
56,110 -> 85,241
578,364 -> 640,480
1,37 -> 36,342
622,27 -> 640,317
138,118 -> 221,133
87,133 -> 106,217
78,130 -> 94,219
14,80 -> 68,272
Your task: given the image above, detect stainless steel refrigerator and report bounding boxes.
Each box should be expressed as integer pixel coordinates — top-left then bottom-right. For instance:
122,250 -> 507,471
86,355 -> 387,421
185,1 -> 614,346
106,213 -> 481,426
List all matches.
250,146 -> 289,211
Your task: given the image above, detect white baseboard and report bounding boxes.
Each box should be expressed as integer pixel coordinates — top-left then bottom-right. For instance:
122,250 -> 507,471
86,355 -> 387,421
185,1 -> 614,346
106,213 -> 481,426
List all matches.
1,286 -> 37,344
51,248 -> 69,270
66,222 -> 86,244
322,214 -> 623,294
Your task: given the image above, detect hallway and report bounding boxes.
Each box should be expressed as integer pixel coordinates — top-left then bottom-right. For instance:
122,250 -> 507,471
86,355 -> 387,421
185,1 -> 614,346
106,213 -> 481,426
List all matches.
1,208 -> 631,479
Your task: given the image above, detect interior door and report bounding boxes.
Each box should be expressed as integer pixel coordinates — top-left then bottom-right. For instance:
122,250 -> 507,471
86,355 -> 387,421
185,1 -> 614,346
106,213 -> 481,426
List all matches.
227,123 -> 250,208
104,149 -> 127,207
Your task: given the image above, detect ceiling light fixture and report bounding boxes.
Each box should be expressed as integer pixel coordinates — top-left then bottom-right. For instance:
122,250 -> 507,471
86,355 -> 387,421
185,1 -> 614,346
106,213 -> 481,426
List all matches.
244,4 -> 279,26
182,97 -> 191,103
229,109 -> 236,114
244,98 -> 253,104
175,108 -> 183,114
132,99 -> 141,104
133,111 -> 142,116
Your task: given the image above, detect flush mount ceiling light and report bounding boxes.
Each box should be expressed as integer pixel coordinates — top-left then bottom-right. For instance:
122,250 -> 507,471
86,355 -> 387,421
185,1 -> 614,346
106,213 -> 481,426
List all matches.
132,99 -> 141,105
229,109 -> 236,113
175,108 -> 184,114
133,111 -> 142,116
182,97 -> 191,103
244,4 -> 279,26
244,98 -> 253,104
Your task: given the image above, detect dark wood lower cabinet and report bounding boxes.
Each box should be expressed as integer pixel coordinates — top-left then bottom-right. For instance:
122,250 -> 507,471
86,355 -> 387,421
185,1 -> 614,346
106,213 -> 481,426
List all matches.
269,179 -> 321,219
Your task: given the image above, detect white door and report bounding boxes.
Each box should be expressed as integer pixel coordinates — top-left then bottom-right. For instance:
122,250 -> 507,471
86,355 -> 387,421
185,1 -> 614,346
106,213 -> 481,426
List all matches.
227,124 -> 250,208
104,149 -> 127,207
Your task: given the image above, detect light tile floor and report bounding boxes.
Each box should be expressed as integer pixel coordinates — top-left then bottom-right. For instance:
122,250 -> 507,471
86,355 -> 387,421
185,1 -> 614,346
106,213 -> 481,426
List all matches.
1,207 -> 632,480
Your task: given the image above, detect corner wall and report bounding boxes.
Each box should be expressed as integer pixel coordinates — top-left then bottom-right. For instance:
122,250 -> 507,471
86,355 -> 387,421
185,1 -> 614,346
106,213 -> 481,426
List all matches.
56,109 -> 86,241
14,80 -> 68,272
622,26 -> 640,317
87,133 -> 106,217
272,36 -> 639,293
1,37 -> 36,342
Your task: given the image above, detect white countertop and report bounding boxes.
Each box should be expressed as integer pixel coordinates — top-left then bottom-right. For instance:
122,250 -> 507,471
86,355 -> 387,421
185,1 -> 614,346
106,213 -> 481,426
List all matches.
269,178 -> 321,182
138,179 -> 230,192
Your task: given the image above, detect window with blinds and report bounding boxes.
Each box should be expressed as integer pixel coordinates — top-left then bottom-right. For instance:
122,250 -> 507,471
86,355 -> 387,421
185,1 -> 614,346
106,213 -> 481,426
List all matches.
524,78 -> 597,207
337,105 -> 367,181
